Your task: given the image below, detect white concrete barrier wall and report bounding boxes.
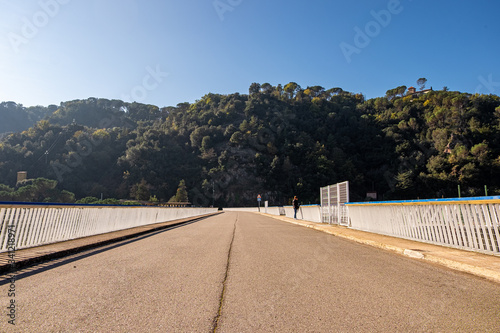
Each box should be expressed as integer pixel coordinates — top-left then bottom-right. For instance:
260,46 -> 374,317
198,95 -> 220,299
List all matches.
265,206 -> 281,216
347,197 -> 500,255
223,207 -> 259,212
289,205 -> 321,222
223,205 -> 321,222
0,204 -> 218,252
264,205 -> 321,222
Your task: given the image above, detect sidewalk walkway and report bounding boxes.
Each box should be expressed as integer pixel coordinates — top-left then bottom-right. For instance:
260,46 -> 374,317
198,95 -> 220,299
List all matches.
0,212 -> 221,274
260,213 -> 500,284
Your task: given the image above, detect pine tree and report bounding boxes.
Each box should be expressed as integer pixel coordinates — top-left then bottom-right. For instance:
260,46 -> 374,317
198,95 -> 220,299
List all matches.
169,180 -> 189,202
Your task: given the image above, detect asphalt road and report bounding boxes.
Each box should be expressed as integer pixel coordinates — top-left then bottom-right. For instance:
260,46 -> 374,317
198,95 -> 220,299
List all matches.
1,212 -> 500,332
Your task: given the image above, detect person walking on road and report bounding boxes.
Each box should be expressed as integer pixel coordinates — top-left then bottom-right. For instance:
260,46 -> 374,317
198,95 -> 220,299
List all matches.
293,196 -> 300,219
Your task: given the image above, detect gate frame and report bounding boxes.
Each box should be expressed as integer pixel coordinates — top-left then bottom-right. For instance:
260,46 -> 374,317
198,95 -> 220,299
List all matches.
320,181 -> 350,226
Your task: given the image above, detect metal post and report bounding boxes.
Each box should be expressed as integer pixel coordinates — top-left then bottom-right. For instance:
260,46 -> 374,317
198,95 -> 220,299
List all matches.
320,187 -> 324,223
337,183 -> 341,225
328,186 -> 331,224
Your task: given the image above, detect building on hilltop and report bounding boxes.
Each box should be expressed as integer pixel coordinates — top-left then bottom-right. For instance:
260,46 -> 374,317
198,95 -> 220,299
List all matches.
407,86 -> 433,97
17,171 -> 28,183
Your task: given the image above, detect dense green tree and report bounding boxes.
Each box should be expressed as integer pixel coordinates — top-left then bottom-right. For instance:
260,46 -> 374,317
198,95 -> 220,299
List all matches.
130,179 -> 151,201
284,82 -> 301,99
169,179 -> 189,202
0,177 -> 75,202
417,78 -> 427,90
249,82 -> 261,96
76,196 -> 100,204
1,87 -> 499,206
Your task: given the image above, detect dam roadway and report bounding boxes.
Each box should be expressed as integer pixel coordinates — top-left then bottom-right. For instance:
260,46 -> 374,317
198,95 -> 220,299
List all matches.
2,212 -> 500,332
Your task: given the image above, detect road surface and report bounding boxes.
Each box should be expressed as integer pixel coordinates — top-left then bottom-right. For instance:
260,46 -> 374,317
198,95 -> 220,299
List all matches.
1,212 -> 499,332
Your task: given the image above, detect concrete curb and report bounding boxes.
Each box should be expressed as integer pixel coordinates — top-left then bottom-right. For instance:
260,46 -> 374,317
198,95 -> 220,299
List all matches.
258,213 -> 500,284
0,212 -> 222,275
422,254 -> 500,284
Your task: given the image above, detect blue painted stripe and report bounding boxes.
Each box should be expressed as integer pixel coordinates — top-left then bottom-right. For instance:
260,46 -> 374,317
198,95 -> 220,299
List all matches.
0,201 -> 142,207
346,196 -> 500,206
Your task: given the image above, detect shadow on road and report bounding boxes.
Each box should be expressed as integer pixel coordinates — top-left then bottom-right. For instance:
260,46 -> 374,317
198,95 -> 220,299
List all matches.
0,217 -> 211,285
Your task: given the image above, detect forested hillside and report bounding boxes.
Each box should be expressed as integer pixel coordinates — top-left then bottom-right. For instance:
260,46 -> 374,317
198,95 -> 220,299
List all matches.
1,83 -> 499,206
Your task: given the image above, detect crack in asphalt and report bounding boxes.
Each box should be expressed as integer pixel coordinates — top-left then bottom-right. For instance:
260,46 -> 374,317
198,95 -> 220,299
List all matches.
212,214 -> 237,332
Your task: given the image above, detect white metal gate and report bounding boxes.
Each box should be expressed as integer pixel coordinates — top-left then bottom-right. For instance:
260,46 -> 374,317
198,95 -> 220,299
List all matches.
320,181 -> 350,226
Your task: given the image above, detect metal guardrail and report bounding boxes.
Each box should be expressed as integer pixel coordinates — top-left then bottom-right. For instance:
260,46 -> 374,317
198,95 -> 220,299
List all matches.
347,197 -> 500,255
0,202 -> 218,252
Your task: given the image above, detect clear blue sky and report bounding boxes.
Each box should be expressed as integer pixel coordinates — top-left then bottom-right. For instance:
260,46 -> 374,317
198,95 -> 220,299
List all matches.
1,0 -> 499,108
